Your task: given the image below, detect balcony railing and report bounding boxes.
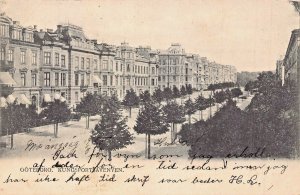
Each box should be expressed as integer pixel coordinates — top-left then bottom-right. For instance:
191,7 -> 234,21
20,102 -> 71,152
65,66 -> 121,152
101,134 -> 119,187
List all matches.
80,85 -> 89,92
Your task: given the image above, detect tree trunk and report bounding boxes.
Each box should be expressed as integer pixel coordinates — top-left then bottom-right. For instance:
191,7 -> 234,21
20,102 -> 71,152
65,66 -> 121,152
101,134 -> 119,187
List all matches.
201,110 -> 203,120
188,115 -> 191,126
55,123 -> 59,138
86,114 -> 90,129
173,123 -> 177,141
170,123 -> 173,142
145,134 -> 148,158
53,124 -> 56,137
209,104 -> 212,119
108,150 -> 112,161
129,107 -> 132,118
147,134 -> 151,159
10,133 -> 13,149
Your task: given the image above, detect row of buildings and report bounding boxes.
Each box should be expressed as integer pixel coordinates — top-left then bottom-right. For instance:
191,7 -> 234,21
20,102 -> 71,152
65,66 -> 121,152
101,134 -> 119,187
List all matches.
0,13 -> 237,109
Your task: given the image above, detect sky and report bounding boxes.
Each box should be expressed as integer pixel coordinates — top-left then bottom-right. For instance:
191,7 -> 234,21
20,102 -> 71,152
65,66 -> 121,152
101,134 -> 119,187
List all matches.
0,0 -> 299,72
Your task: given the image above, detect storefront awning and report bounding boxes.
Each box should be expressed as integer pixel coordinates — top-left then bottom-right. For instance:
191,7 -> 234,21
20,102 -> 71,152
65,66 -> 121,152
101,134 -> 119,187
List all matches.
43,94 -> 51,103
0,72 -> 17,86
6,94 -> 15,104
16,94 -> 31,105
0,97 -> 7,108
60,96 -> 66,102
92,75 -> 102,84
54,93 -> 61,100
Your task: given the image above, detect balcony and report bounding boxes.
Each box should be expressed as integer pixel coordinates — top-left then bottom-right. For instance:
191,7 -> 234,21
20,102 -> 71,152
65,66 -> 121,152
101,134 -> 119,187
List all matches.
80,85 -> 89,92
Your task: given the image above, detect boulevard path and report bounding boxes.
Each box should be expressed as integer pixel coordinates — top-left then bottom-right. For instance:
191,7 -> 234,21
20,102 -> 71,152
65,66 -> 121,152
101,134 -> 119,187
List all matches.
0,91 -> 252,160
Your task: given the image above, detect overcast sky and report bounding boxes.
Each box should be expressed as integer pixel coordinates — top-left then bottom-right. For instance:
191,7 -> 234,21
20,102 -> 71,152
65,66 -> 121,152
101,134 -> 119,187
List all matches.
1,0 -> 299,72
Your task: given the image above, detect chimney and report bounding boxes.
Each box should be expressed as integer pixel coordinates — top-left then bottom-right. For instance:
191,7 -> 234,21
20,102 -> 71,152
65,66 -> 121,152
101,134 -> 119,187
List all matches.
33,25 -> 37,30
57,25 -> 62,34
40,29 -> 43,32
91,39 -> 97,44
13,21 -> 20,25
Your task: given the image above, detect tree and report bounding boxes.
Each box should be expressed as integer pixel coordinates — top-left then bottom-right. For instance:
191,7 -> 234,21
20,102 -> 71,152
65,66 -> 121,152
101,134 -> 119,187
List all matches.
76,93 -> 101,129
231,88 -> 243,100
186,84 -> 193,95
139,90 -> 151,105
187,99 -> 249,158
172,86 -> 181,99
122,88 -> 140,118
134,101 -> 169,159
91,96 -> 134,161
256,71 -> 280,94
1,103 -> 34,148
152,88 -> 164,104
40,99 -> 71,138
163,87 -> 173,102
184,98 -> 197,126
180,85 -> 187,96
195,94 -> 209,120
162,101 -> 185,142
214,90 -> 227,110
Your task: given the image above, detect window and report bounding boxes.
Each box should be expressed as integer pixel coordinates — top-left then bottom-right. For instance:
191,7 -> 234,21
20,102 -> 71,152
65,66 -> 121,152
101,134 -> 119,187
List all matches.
75,74 -> 79,86
8,49 -> 13,62
115,76 -> 118,85
44,52 -> 51,65
61,55 -> 65,67
55,53 -> 59,66
173,76 -> 176,81
94,59 -> 98,70
75,56 -> 79,68
31,74 -> 37,86
81,57 -> 84,69
32,52 -> 37,65
86,73 -> 90,85
61,73 -> 66,86
87,58 -> 90,69
0,48 -> 4,60
103,75 -> 107,86
0,24 -> 8,36
21,73 -> 26,86
116,62 -> 118,71
81,74 -> 85,86
75,92 -> 79,101
152,67 -> 155,74
110,60 -> 113,71
127,64 -> 130,72
55,73 -> 59,86
44,72 -> 50,86
152,79 -> 155,86
110,75 -> 113,86
31,96 -> 37,108
102,60 -> 108,70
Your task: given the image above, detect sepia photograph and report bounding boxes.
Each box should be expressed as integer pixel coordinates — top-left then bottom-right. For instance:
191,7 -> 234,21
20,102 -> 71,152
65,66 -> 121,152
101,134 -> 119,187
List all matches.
0,0 -> 299,194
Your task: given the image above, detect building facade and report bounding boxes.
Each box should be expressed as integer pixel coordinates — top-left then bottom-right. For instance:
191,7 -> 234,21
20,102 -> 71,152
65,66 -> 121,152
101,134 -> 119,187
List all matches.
283,29 -> 300,91
0,13 -> 237,110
